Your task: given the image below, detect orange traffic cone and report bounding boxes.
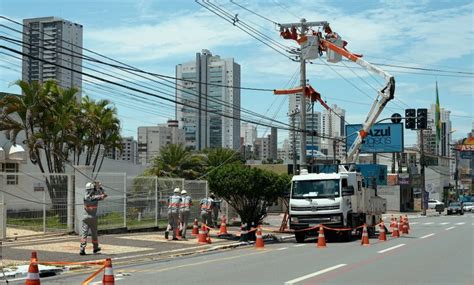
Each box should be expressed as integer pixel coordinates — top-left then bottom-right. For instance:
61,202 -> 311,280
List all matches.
389,216 -> 396,232
378,222 -> 387,242
217,216 -> 228,236
25,251 -> 40,285
176,223 -> 183,240
402,220 -> 409,234
255,227 -> 264,249
197,224 -> 208,244
360,224 -> 370,246
404,215 -> 410,230
398,216 -> 404,233
392,221 -> 400,238
317,225 -> 327,248
102,258 -> 115,285
192,219 -> 199,236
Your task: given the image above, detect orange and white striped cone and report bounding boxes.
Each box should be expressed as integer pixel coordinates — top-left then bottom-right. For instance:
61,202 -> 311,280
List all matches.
25,251 -> 40,285
176,223 -> 183,240
317,225 -> 327,248
389,217 -> 396,232
398,216 -> 404,233
191,219 -> 199,236
392,221 -> 400,238
255,227 -> 264,249
378,222 -> 387,242
405,215 -> 410,230
217,216 -> 228,236
402,221 -> 409,234
197,224 -> 208,244
360,224 -> 370,246
102,258 -> 115,285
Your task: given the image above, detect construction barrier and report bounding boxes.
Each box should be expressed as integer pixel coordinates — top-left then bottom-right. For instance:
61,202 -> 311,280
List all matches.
28,251 -> 115,285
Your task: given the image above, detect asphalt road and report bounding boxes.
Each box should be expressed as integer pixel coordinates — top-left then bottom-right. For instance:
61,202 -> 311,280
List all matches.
25,213 -> 474,284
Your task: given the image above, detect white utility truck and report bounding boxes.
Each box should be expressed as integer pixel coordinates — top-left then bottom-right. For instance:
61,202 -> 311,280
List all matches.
288,24 -> 395,242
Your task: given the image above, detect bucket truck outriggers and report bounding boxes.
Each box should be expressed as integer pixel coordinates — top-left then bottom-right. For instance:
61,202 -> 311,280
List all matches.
282,24 -> 395,242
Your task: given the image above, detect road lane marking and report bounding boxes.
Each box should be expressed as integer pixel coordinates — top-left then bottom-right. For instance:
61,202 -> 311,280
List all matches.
420,233 -> 435,239
423,222 -> 434,225
455,222 -> 465,225
284,264 -> 347,285
378,244 -> 405,253
294,244 -> 306,247
277,247 -> 288,251
410,222 -> 419,225
445,226 -> 455,230
439,222 -> 449,225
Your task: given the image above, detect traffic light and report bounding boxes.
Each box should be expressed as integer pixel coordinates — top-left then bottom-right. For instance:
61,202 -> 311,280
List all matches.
405,109 -> 416,129
417,108 -> 428,129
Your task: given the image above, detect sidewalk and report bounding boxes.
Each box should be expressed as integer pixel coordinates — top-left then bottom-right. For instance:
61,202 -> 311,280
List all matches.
0,224 -> 287,269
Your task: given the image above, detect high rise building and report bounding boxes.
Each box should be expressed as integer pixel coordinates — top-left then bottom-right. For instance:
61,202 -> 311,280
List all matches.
241,122 -> 257,149
176,49 -> 240,151
321,104 -> 346,160
137,120 -> 185,165
22,17 -> 83,100
107,136 -> 138,164
278,139 -> 290,161
288,93 -> 321,160
418,104 -> 452,157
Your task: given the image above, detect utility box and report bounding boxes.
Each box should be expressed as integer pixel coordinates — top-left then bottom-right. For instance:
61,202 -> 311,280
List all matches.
326,34 -> 343,63
301,35 -> 320,60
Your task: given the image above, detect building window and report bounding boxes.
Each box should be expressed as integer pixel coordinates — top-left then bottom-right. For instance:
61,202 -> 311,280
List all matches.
1,163 -> 19,185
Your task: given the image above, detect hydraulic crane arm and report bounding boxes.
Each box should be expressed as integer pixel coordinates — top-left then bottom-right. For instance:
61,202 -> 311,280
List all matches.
320,38 -> 395,164
274,85 -> 330,111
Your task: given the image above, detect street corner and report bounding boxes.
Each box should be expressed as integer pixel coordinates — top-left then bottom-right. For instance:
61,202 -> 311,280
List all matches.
12,241 -> 153,256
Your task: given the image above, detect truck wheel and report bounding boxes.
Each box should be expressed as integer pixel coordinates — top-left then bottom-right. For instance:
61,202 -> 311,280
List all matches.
295,232 -> 305,243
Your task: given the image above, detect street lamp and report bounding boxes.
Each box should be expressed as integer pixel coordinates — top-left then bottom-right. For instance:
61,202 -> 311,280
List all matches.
0,142 -> 27,162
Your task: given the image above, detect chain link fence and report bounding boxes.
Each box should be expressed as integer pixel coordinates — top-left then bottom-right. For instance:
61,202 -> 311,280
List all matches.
1,173 -> 72,239
0,172 -> 238,237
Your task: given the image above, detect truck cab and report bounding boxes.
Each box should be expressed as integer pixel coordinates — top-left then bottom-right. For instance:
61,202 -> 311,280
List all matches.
289,169 -> 386,242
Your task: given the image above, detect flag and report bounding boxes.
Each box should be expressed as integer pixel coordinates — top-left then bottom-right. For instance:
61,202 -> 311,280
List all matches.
435,81 -> 441,143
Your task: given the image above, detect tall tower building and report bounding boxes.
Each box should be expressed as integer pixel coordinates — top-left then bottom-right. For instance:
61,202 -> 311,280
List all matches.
176,49 -> 240,151
288,93 -> 321,160
321,104 -> 346,160
137,120 -> 185,165
22,17 -> 83,100
418,104 -> 452,157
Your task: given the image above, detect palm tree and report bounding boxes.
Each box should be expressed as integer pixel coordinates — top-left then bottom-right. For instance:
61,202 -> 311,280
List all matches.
147,144 -> 204,179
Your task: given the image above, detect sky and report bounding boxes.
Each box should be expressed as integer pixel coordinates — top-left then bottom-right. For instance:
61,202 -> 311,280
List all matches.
0,0 -> 473,148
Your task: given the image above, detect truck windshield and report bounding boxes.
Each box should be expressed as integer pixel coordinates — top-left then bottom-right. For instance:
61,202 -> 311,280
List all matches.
292,179 -> 340,199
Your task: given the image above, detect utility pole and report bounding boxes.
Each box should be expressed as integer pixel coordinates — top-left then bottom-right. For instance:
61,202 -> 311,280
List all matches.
290,109 -> 298,175
279,19 -> 328,172
420,130 -> 426,216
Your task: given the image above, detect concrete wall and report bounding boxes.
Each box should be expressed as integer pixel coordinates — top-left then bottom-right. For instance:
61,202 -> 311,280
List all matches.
378,185 -> 400,212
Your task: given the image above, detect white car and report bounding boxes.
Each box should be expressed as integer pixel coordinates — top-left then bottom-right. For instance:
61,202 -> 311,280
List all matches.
463,202 -> 474,212
428,200 -> 443,209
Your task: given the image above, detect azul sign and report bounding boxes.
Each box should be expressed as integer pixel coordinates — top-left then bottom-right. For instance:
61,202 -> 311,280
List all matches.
345,123 -> 404,153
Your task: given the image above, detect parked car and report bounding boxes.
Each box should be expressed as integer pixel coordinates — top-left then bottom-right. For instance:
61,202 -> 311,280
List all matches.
447,202 -> 464,215
428,200 -> 443,209
462,202 -> 474,212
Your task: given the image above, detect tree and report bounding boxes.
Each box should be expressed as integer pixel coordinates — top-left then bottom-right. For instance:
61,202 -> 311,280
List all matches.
0,80 -> 122,223
207,164 -> 290,235
146,144 -> 204,179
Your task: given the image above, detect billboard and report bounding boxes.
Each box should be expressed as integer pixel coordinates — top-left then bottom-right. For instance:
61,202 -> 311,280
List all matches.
345,123 -> 404,153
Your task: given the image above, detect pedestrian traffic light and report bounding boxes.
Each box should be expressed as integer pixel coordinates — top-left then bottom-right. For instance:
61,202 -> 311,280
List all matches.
405,109 -> 416,129
417,108 -> 428,129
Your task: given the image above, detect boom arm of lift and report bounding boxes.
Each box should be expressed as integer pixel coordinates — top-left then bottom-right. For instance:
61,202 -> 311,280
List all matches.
320,39 -> 395,166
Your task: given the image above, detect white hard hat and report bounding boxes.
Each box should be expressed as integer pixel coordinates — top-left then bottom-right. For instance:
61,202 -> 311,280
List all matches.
86,182 -> 94,189
173,187 -> 180,193
181,189 -> 187,195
